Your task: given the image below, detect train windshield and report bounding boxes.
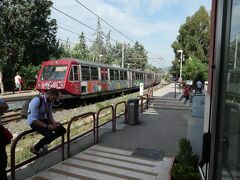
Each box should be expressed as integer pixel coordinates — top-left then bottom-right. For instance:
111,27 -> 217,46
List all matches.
41,65 -> 67,80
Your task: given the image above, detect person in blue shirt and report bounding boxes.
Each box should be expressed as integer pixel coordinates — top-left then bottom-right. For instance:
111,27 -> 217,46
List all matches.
0,98 -> 9,180
27,88 -> 66,155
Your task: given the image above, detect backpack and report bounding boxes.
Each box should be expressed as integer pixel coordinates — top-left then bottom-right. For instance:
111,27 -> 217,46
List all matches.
20,95 -> 43,118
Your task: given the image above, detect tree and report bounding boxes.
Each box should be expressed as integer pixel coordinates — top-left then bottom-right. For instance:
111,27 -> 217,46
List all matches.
72,32 -> 89,60
90,18 -> 105,62
182,56 -> 208,81
171,6 -> 210,79
0,0 -> 58,89
104,30 -> 114,64
130,41 -> 148,70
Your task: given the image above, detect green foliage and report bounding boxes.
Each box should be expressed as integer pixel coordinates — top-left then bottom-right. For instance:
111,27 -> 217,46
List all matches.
182,56 -> 208,81
90,18 -> 105,62
171,6 -> 210,79
72,32 -> 90,60
19,64 -> 41,89
171,138 -> 200,180
171,163 -> 200,180
129,41 -> 148,70
0,0 -> 59,88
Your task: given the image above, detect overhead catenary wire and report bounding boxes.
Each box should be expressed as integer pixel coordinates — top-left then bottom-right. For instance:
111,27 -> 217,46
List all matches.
73,0 -> 165,62
57,25 -> 93,42
51,6 -> 119,44
74,0 -> 136,44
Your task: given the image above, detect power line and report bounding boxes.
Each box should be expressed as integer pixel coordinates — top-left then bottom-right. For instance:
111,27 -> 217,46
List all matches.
52,6 -> 96,32
73,0 -> 165,62
74,0 -> 136,44
51,6 -> 119,44
57,25 -> 93,42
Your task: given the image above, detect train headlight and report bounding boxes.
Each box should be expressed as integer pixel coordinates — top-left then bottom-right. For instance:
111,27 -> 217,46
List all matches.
58,82 -> 64,88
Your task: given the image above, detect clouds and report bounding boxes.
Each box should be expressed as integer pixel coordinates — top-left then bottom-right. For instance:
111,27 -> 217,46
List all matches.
51,0 -> 211,67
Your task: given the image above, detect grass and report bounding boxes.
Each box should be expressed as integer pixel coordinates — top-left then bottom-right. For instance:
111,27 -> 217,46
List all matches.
6,91 -> 139,170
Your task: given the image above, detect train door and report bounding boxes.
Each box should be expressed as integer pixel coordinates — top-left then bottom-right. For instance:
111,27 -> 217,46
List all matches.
67,64 -> 80,95
101,67 -> 108,91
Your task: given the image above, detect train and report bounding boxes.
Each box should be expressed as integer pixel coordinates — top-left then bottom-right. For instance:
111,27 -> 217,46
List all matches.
35,59 -> 161,100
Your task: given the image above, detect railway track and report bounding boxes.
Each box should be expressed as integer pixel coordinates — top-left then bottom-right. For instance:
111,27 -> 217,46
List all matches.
1,108 -> 65,125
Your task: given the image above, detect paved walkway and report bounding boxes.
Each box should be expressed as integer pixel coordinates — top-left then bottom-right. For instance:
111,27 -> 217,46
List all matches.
11,83 -> 190,180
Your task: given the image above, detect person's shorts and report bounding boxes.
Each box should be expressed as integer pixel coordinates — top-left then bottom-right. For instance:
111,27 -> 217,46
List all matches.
15,83 -> 21,89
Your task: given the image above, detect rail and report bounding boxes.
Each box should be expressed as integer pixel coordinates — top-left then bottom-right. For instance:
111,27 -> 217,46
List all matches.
96,105 -> 114,143
10,129 -> 64,180
67,112 -> 96,158
114,101 -> 127,124
138,93 -> 149,112
198,165 -> 206,180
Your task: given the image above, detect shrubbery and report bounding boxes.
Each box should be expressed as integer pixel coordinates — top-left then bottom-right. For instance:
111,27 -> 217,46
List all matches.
171,138 -> 200,180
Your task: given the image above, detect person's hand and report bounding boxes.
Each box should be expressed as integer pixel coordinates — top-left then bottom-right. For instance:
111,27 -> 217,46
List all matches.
48,123 -> 59,130
52,121 -> 60,129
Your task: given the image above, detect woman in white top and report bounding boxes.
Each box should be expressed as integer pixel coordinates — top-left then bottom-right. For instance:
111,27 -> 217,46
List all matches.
14,72 -> 22,93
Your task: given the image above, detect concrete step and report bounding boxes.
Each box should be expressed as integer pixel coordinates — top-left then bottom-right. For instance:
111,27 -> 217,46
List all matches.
150,99 -> 184,105
149,103 -> 191,110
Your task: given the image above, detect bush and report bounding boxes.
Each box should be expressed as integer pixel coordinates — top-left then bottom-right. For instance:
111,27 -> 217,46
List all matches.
19,64 -> 41,90
171,138 -> 200,180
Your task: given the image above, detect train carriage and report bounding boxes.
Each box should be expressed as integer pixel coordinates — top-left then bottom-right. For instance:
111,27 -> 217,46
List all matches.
36,59 -> 159,100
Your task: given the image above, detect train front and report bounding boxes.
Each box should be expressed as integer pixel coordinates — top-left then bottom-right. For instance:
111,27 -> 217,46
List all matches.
36,59 -> 74,95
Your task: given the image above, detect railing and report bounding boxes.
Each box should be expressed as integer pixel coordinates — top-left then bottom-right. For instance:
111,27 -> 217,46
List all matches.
114,101 -> 127,124
67,112 -> 96,158
139,93 -> 149,112
8,93 -> 152,180
96,105 -> 114,143
10,130 -> 64,180
198,165 -> 206,180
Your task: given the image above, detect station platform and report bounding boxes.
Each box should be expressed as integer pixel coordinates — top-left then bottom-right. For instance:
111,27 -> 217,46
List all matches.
12,83 -> 190,180
28,145 -> 174,180
0,90 -> 39,102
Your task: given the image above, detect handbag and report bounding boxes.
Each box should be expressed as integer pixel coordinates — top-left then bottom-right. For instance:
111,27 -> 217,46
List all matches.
0,125 -> 13,145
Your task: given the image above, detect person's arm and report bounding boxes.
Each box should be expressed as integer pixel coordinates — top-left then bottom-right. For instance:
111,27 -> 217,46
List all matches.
47,103 -> 60,128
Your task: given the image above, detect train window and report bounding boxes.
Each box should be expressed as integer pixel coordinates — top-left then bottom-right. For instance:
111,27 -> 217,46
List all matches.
81,66 -> 90,81
105,69 -> 108,80
132,72 -> 135,80
90,67 -> 98,80
120,71 -> 124,80
136,73 -> 139,80
41,65 -> 67,80
115,70 -> 119,80
69,65 -> 79,81
140,73 -> 143,80
110,69 -> 114,80
124,71 -> 127,80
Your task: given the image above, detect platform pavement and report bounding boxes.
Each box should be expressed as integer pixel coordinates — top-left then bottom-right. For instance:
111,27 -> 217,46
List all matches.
9,83 -> 190,180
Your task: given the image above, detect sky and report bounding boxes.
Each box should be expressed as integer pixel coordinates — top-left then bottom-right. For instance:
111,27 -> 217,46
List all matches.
51,0 -> 212,68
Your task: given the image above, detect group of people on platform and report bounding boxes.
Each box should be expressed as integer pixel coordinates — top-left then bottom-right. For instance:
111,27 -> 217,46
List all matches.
179,80 -> 204,104
0,72 -> 23,96
0,88 -> 66,179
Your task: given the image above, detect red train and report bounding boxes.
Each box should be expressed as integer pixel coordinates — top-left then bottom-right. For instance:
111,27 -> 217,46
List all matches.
36,59 -> 160,99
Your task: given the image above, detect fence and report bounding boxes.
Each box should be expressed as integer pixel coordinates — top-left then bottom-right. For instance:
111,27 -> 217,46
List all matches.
8,91 -> 152,180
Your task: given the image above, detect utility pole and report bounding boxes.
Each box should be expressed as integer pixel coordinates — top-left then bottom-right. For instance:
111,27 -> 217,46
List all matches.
177,49 -> 183,80
122,42 -> 124,68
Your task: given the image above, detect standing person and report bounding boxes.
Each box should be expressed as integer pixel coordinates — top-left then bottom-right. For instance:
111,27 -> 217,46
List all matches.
27,88 -> 66,155
0,98 -> 9,180
14,72 -> 22,93
0,71 -> 4,96
196,80 -> 203,94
